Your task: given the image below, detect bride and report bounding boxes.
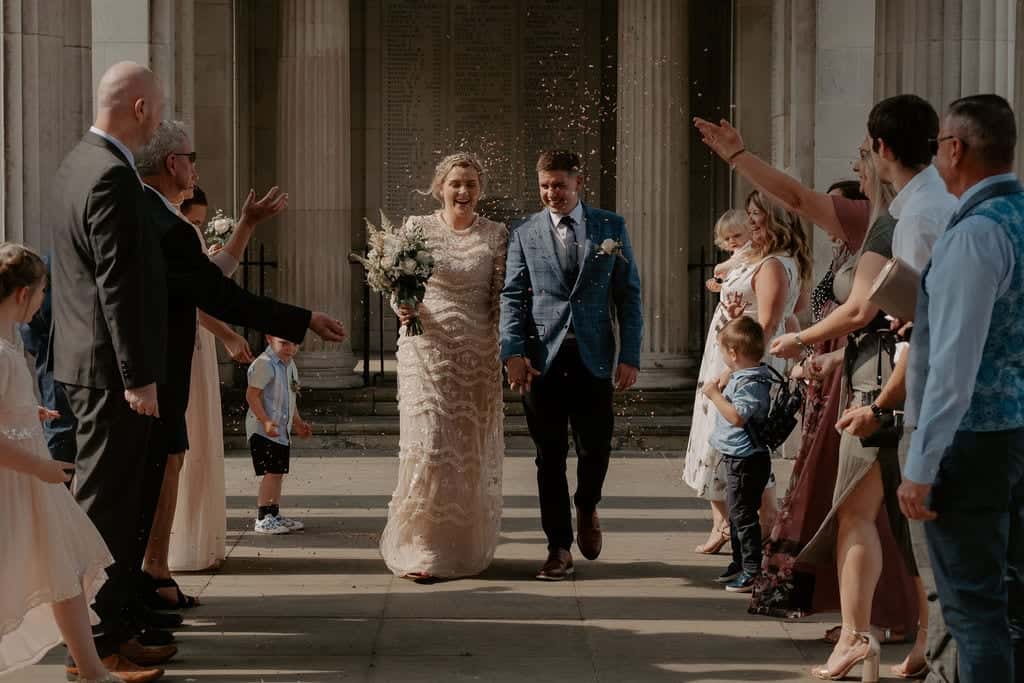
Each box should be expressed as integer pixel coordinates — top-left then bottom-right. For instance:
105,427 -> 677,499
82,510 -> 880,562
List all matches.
379,152 -> 507,581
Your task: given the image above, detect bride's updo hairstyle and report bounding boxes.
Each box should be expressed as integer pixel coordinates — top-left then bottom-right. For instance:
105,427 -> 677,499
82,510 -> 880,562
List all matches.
0,242 -> 46,303
426,152 -> 487,204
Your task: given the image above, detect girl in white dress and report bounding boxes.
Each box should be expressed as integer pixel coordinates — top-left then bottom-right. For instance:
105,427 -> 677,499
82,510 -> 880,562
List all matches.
380,153 -> 507,581
0,243 -> 118,682
683,192 -> 811,555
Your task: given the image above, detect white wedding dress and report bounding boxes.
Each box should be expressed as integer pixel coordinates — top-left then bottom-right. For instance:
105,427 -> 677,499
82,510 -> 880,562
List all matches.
380,212 -> 507,578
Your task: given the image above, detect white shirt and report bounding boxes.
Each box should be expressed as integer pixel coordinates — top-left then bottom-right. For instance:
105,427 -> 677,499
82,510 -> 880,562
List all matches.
548,200 -> 585,252
89,126 -> 141,184
888,165 -> 956,272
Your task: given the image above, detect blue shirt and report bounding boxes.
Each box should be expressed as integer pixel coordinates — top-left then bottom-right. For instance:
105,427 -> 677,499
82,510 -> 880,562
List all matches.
904,173 -> 1019,484
709,365 -> 772,457
245,346 -> 299,446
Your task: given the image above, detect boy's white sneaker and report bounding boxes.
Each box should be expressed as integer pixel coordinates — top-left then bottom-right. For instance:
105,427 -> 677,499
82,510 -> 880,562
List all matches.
254,515 -> 290,535
275,515 -> 304,532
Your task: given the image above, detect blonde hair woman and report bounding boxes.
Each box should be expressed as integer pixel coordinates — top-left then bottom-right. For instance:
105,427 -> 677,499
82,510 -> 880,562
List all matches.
380,153 -> 508,581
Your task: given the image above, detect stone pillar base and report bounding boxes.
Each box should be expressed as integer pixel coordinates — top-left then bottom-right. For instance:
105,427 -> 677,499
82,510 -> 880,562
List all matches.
633,353 -> 697,390
296,346 -> 362,389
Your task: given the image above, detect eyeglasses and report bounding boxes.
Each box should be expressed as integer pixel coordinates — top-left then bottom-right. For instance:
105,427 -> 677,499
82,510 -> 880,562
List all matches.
171,151 -> 197,163
928,135 -> 962,156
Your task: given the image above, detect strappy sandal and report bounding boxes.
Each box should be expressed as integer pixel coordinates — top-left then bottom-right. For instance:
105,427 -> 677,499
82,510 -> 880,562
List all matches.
822,624 -> 905,644
811,626 -> 880,682
143,573 -> 200,609
694,524 -> 730,554
890,625 -> 929,679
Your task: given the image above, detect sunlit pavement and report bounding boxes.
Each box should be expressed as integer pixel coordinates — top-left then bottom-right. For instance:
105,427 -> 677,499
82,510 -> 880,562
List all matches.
23,453 -> 918,682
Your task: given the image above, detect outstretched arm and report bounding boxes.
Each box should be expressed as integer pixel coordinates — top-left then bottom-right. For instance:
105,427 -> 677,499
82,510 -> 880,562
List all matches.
693,117 -> 846,240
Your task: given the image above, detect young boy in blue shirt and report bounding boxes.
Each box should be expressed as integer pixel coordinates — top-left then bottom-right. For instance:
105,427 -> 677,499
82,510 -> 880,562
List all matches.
702,316 -> 773,592
246,335 -> 313,534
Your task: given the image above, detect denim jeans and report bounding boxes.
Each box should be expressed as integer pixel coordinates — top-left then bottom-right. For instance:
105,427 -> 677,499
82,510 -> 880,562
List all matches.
924,429 -> 1024,683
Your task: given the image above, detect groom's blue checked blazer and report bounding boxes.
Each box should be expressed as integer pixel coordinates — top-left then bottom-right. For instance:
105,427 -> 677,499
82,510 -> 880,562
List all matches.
499,203 -> 643,379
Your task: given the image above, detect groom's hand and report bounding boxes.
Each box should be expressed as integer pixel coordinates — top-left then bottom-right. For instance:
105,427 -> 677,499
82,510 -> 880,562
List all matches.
309,312 -> 347,342
614,363 -> 639,391
506,356 -> 540,395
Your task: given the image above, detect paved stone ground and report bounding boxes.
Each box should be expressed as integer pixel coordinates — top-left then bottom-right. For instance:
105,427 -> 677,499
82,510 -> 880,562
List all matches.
23,454 -> 917,682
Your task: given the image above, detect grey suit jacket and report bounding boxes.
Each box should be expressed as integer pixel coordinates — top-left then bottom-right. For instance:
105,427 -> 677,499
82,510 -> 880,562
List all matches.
51,132 -> 167,390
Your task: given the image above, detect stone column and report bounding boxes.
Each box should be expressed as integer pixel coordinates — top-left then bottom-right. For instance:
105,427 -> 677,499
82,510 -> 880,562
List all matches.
2,0 -> 91,250
876,0 -> 1017,105
275,0 -> 359,388
616,0 -> 689,389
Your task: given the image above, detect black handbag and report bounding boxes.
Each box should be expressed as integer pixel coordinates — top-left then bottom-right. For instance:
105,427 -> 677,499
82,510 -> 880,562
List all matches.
855,331 -> 903,449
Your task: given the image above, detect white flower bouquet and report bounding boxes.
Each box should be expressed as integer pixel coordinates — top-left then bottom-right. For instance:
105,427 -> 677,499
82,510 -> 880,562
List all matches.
351,210 -> 435,336
204,209 -> 236,248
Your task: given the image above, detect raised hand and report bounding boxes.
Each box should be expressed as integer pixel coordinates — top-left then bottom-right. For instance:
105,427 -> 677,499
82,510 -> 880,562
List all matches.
240,186 -> 289,227
723,292 -> 745,319
693,117 -> 745,162
309,312 -> 347,342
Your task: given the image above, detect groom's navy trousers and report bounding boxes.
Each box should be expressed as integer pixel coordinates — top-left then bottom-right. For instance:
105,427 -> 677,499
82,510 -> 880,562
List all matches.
523,338 -> 614,553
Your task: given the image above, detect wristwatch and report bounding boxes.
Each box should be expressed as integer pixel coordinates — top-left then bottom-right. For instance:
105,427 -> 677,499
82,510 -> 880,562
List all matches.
794,334 -> 814,357
869,402 -> 892,420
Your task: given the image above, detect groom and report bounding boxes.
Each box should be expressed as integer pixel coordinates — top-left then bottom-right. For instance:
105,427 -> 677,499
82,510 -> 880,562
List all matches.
501,150 -> 643,580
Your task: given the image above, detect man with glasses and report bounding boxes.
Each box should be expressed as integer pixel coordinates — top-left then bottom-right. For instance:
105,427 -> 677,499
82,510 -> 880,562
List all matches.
900,93 -> 1024,683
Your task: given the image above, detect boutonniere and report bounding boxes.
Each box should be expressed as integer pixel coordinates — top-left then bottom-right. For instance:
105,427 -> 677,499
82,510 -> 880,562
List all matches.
596,238 -> 627,262
290,379 -> 301,395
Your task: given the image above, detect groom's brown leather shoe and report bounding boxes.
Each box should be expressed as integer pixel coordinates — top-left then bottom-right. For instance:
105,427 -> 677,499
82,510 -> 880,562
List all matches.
536,549 -> 574,581
117,638 -> 177,666
576,506 -> 603,560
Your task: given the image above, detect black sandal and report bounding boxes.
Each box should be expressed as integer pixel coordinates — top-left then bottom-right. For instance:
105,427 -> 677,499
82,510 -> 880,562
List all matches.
143,573 -> 200,609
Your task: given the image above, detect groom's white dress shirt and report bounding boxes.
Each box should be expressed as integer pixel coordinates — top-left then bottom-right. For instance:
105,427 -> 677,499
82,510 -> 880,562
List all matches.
548,200 -> 585,265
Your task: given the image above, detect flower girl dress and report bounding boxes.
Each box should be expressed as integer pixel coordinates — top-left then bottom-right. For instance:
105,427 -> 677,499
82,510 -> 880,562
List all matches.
0,336 -> 112,674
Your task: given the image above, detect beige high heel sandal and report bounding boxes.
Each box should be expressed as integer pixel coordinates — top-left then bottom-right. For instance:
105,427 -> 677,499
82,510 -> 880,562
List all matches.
810,626 -> 880,682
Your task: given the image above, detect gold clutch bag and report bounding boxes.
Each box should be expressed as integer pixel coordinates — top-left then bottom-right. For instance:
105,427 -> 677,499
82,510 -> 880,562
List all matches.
868,257 -> 921,322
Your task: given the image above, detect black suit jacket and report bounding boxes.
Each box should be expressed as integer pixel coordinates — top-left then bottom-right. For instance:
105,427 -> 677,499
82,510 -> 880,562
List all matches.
51,132 -> 167,390
143,189 -> 312,423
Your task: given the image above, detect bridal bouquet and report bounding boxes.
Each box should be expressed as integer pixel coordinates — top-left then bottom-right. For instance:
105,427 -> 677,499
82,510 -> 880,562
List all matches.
351,210 -> 435,336
204,209 -> 236,248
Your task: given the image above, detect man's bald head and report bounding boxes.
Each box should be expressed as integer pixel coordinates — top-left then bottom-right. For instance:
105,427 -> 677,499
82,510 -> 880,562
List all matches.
97,61 -> 158,111
94,61 -> 165,150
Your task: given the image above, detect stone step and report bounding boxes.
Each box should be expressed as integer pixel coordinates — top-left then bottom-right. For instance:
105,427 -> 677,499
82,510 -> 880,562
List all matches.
224,447 -> 684,459
223,415 -> 689,451
221,385 -> 696,418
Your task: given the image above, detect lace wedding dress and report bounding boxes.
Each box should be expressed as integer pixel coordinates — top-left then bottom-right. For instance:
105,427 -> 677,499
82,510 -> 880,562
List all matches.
380,212 -> 507,578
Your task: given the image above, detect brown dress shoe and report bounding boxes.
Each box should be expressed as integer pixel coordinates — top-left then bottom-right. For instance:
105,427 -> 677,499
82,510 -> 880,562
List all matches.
117,638 -> 177,666
576,506 -> 602,560
65,654 -> 163,683
536,549 -> 574,581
